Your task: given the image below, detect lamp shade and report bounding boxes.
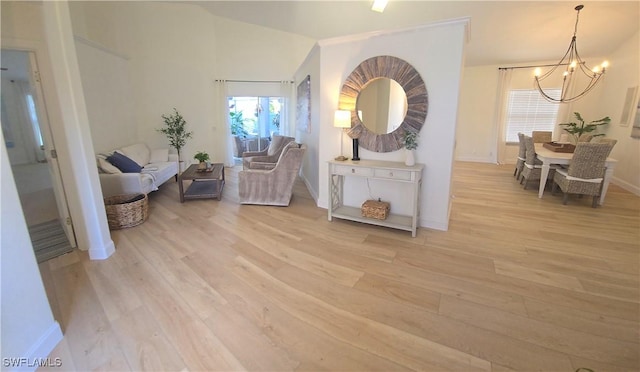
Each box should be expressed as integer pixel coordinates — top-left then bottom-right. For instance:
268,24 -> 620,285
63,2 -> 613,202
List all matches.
334,110 -> 351,128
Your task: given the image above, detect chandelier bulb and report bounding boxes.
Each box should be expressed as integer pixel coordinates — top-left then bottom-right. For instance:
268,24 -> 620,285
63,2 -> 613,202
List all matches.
570,61 -> 577,69
534,68 -> 541,77
592,66 -> 600,73
601,61 -> 609,68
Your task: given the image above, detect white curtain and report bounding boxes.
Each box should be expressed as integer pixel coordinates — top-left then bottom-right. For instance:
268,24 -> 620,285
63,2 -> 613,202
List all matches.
214,80 -> 234,167
280,80 -> 295,137
3,79 -> 45,164
494,69 -> 512,164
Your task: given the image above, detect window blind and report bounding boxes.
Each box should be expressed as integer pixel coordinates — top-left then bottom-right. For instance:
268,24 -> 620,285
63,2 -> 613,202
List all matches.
504,89 -> 561,142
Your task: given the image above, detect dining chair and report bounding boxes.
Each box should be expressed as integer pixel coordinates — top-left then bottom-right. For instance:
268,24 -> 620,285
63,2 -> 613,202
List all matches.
592,137 -> 618,147
532,131 -> 552,143
520,135 -> 553,189
514,132 -> 526,179
551,142 -> 614,207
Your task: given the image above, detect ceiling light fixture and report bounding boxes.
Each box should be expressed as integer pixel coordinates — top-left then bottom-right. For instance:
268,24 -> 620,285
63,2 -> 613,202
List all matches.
371,0 -> 388,13
534,4 -> 609,103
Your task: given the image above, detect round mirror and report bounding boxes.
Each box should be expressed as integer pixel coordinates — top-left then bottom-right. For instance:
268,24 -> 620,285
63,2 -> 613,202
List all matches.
338,55 -> 428,153
356,78 -> 408,135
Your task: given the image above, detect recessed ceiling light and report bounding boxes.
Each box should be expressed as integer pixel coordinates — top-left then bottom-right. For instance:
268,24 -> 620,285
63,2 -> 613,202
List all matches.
371,0 -> 388,13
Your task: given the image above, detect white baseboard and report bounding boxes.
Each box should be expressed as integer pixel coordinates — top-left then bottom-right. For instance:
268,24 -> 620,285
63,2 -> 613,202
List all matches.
89,239 -> 115,260
419,217 -> 449,231
301,174 -> 319,205
612,177 -> 640,196
455,156 -> 495,164
9,322 -> 64,372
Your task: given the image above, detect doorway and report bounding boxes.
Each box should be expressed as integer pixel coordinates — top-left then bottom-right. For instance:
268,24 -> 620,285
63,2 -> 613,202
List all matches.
1,49 -> 76,262
229,96 -> 284,162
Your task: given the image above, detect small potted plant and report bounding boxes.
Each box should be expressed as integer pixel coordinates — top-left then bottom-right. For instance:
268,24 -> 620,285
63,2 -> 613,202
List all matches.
559,112 -> 610,143
194,151 -> 210,170
402,131 -> 418,166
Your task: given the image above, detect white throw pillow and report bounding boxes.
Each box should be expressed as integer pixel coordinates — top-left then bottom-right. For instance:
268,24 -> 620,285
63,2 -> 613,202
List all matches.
120,143 -> 150,166
98,157 -> 122,174
149,148 -> 169,163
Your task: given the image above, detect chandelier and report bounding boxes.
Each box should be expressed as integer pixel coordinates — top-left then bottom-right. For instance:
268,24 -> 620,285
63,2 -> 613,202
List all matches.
534,4 -> 609,103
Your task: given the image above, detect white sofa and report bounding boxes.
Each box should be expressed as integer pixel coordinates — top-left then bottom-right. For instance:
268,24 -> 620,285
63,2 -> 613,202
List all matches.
97,143 -> 179,197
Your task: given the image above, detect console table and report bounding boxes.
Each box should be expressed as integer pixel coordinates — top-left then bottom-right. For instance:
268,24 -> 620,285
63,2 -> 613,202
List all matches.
328,160 -> 424,237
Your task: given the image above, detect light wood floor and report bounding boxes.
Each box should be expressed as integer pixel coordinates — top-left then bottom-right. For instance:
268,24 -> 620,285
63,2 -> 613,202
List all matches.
39,162 -> 640,371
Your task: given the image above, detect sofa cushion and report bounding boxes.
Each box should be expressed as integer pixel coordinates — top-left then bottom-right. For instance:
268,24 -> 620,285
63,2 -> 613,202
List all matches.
107,152 -> 143,173
98,157 -> 122,174
149,148 -> 169,163
120,143 -> 150,167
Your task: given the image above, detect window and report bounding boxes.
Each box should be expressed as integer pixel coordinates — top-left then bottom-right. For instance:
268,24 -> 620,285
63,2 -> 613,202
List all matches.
504,89 -> 561,143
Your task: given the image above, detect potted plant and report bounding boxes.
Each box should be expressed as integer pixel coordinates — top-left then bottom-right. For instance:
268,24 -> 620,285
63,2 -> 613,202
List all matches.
194,151 -> 210,170
402,131 -> 418,166
559,112 -> 610,143
158,108 -> 193,162
229,111 -> 249,138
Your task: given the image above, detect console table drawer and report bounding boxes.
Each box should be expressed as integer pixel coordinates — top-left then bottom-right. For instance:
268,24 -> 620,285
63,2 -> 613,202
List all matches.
373,168 -> 412,181
334,165 -> 373,177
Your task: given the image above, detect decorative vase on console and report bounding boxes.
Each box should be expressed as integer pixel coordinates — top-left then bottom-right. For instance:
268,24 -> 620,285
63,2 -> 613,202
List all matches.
405,149 -> 415,166
401,131 -> 418,166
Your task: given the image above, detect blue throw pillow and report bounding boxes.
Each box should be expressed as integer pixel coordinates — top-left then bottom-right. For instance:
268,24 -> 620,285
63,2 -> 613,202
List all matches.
106,152 -> 142,173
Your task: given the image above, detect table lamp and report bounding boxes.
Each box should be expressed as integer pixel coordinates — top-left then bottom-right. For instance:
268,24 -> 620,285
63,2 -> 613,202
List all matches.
334,110 -> 351,161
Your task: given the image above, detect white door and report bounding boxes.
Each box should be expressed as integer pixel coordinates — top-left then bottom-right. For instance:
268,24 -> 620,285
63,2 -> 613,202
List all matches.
27,52 -> 77,247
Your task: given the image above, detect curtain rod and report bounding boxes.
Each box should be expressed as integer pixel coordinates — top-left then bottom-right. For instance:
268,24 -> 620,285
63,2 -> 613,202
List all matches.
498,62 -> 573,70
215,79 -> 294,83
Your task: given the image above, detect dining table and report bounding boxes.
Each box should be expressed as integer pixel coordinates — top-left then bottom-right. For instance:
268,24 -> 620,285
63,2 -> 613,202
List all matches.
534,143 -> 618,205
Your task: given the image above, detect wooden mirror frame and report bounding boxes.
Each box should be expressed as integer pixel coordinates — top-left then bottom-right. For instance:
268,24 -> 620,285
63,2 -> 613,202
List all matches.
339,55 -> 428,153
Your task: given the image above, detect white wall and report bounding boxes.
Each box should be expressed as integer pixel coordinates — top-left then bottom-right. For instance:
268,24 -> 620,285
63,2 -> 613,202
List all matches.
578,31 -> 640,194
294,44 -> 322,201
213,15 -> 315,81
74,40 -> 136,153
1,131 -> 63,371
308,20 -> 468,231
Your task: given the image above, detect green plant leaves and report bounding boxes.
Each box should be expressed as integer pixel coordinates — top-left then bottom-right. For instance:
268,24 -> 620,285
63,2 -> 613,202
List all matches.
158,108 -> 193,158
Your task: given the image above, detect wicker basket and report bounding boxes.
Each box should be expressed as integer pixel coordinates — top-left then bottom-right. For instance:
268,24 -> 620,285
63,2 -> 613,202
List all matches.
104,194 -> 148,230
361,199 -> 390,220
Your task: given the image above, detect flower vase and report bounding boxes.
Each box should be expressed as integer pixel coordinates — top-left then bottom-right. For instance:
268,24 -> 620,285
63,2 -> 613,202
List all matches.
405,149 -> 415,166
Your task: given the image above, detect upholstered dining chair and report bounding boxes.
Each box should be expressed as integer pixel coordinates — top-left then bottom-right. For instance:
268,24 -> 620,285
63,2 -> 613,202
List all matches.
592,137 -> 618,147
239,143 -> 306,206
242,135 -> 295,170
552,142 -> 614,207
532,131 -> 552,143
520,135 -> 557,189
514,132 -> 526,179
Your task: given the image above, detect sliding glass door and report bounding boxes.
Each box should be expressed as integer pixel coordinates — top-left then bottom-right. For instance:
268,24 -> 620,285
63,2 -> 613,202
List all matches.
229,96 -> 284,159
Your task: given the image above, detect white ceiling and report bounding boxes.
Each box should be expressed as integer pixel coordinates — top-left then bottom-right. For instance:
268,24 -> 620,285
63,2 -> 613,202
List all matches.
190,1 -> 639,67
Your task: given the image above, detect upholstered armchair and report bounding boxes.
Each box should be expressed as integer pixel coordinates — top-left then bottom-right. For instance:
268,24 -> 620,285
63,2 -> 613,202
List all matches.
239,143 -> 306,206
242,135 -> 295,169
